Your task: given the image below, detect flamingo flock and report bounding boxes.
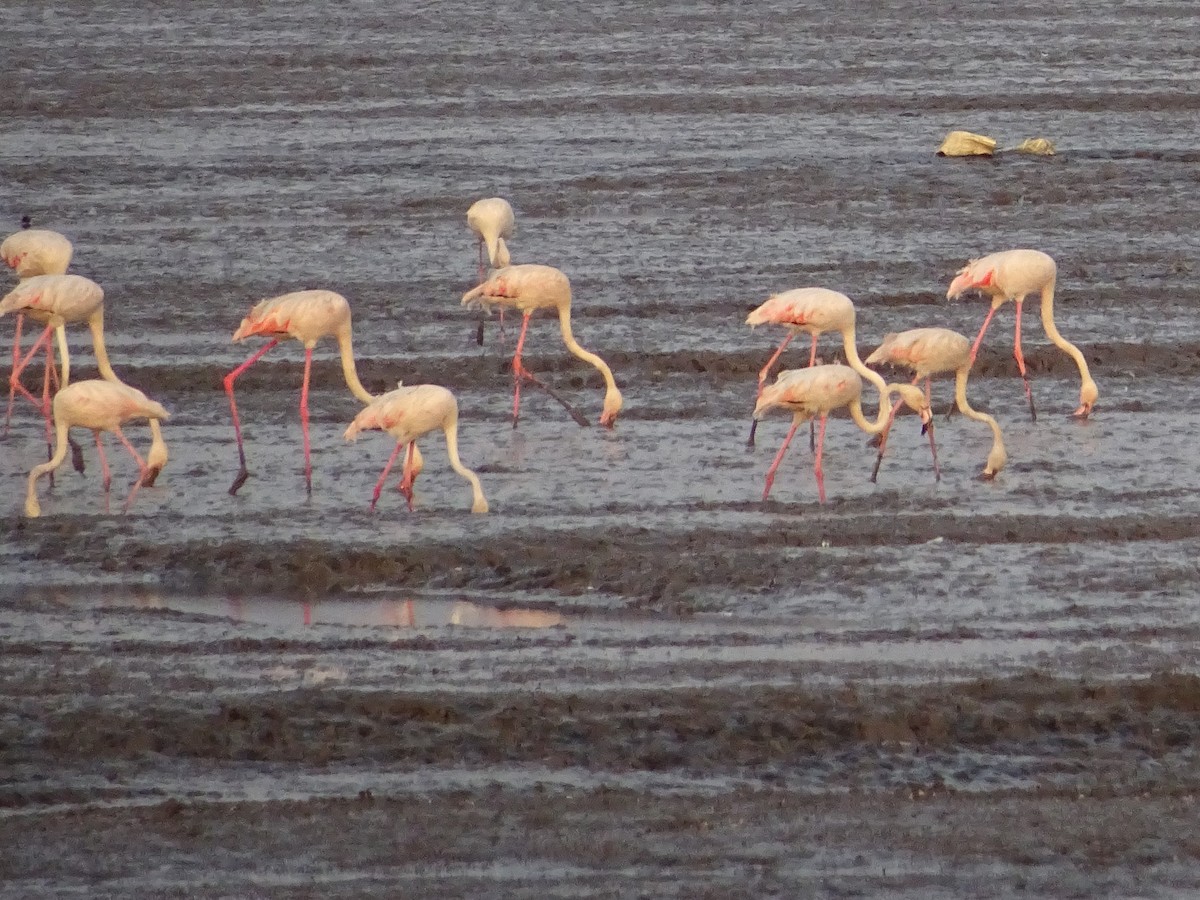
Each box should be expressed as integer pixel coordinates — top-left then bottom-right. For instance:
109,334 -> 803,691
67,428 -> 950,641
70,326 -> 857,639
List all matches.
2,206 -> 1099,517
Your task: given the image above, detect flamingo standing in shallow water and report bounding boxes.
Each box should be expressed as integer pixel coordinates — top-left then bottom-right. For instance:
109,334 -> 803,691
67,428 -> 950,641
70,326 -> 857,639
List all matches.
461,264 -> 623,428
866,328 -> 1008,482
24,379 -> 169,518
946,248 -> 1098,420
344,384 -> 489,514
1,274 -> 121,467
744,288 -> 888,447
224,289 -> 420,496
752,364 -> 933,503
466,197 -> 516,344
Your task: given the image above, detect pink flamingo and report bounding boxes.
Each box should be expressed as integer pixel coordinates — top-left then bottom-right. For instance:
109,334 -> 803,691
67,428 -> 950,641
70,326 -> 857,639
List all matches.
1,274 -> 121,471
753,364 -> 933,503
224,289 -> 416,497
461,264 -> 623,428
947,248 -> 1098,420
24,379 -> 169,518
344,383 -> 489,514
466,197 -> 515,344
866,328 -> 1008,482
744,288 -> 888,447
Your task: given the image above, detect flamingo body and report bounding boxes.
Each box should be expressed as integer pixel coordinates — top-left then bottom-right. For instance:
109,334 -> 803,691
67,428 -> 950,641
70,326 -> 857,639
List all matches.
752,364 -> 932,503
1,229 -> 72,280
345,384 -> 488,514
1,273 -> 104,327
466,197 -> 514,271
25,379 -> 169,518
867,327 -> 1007,478
947,248 -> 1097,418
462,264 -> 623,428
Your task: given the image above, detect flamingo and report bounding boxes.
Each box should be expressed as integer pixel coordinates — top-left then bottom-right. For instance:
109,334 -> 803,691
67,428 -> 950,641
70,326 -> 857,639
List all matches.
344,383 -> 489,514
2,228 -> 74,431
946,248 -> 1098,420
866,328 -> 1008,482
466,197 -> 515,344
24,379 -> 169,518
744,288 -> 888,447
224,289 -> 420,497
461,264 -> 623,428
1,274 -> 121,471
752,364 -> 933,504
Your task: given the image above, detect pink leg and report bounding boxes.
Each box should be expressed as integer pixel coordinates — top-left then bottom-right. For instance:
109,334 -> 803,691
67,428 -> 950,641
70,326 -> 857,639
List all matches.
1013,301 -> 1037,422
111,426 -> 150,513
924,416 -> 941,483
813,415 -> 829,504
398,442 -> 417,511
369,440 -> 405,511
969,306 -> 998,365
869,373 -> 920,483
756,332 -> 796,394
95,431 -> 113,493
8,324 -> 54,424
300,348 -> 313,496
224,338 -> 280,495
762,417 -> 803,501
510,313 -> 533,428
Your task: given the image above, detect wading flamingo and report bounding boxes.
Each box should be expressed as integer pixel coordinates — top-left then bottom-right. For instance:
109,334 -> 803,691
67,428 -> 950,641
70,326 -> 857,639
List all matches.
466,197 -> 516,344
744,288 -> 888,447
866,328 -> 1007,482
24,379 -> 169,518
344,383 -> 489,514
753,364 -> 933,504
947,248 -> 1098,420
1,275 -> 120,466
225,289 -> 419,496
461,264 -> 623,428
2,227 -> 74,433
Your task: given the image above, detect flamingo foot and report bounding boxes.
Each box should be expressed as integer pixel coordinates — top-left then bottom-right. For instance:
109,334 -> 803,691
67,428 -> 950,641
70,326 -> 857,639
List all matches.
229,467 -> 250,496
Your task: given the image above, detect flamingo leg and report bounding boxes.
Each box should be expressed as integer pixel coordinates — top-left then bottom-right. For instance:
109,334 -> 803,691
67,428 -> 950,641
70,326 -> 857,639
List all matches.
1013,301 -> 1037,422
95,430 -> 113,493
300,348 -> 313,496
922,417 -> 941,483
7,324 -> 54,427
968,305 -> 998,365
762,416 -> 803,501
224,338 -> 280,496
398,441 -> 417,511
869,373 -> 920,483
111,426 -> 150,513
747,332 -> 799,448
369,440 -> 405,511
510,313 -> 589,428
813,415 -> 829,504
807,334 -> 818,452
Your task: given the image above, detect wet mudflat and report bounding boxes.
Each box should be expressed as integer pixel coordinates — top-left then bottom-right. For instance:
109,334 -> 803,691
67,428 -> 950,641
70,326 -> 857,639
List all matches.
4,0 -> 1200,896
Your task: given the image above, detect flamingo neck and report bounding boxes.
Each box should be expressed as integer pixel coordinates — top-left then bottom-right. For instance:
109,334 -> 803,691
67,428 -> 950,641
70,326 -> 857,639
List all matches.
840,327 -> 888,405
26,417 -> 71,517
1038,278 -> 1097,401
955,367 -> 1007,467
846,396 -> 889,436
336,325 -> 375,405
146,418 -> 169,473
556,304 -> 622,418
442,418 -> 489,513
88,308 -> 120,384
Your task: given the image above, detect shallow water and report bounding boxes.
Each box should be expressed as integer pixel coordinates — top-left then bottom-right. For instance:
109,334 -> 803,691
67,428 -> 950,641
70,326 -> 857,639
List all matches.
5,1 -> 1200,896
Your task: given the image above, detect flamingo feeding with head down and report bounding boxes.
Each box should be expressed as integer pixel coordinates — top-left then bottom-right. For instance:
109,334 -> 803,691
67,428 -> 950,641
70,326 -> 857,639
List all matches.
24,379 -> 169,518
866,327 -> 1008,482
224,289 -> 421,497
947,248 -> 1098,420
461,263 -> 623,429
752,364 -> 933,504
1,274 -> 120,456
744,288 -> 889,447
344,383 -> 489,514
466,197 -> 516,344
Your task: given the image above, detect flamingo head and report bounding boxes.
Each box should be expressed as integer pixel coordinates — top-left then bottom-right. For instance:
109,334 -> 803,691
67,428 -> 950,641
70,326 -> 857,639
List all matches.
947,262 -> 995,299
982,442 -> 1008,480
599,387 -> 624,428
888,383 -> 932,427
1073,379 -> 1099,418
